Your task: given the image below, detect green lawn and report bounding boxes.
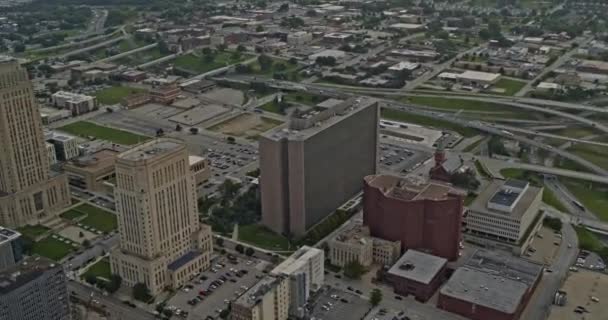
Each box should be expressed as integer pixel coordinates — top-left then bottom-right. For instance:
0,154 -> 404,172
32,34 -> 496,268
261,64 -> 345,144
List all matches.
60,209 -> 86,220
74,203 -> 118,233
31,236 -> 75,261
500,169 -> 569,212
284,92 -> 322,106
83,258 -> 112,281
17,225 -> 51,240
94,86 -> 147,105
405,96 -> 520,113
493,78 -> 527,96
239,224 -> 291,251
462,137 -> 485,153
475,160 -> 492,178
381,108 -> 478,137
562,179 -> 608,221
260,99 -> 283,114
464,193 -> 478,206
58,121 -> 149,145
174,51 -> 252,74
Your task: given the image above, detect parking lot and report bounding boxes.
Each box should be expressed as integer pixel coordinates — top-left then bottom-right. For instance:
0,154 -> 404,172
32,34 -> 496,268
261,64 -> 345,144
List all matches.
548,270 -> 608,320
309,287 -> 370,320
526,226 -> 563,265
575,250 -> 606,271
165,255 -> 272,320
378,141 -> 432,174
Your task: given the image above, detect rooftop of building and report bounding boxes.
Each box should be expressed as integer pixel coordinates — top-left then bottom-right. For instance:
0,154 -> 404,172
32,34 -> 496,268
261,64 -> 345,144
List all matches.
52,90 -> 94,102
188,155 -> 207,166
271,246 -> 323,275
440,267 -> 528,314
234,275 -> 284,308
0,256 -> 61,294
65,149 -> 119,172
0,55 -> 16,63
262,97 -> 377,141
463,249 -> 543,286
332,223 -> 372,246
364,174 -> 462,202
469,179 -> 541,219
168,251 -> 202,271
0,226 -> 20,245
457,70 -> 501,82
118,138 -> 183,161
387,250 -> 447,284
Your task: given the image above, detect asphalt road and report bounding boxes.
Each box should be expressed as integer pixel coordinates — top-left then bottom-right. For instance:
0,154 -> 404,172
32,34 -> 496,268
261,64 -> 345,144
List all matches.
69,280 -> 155,320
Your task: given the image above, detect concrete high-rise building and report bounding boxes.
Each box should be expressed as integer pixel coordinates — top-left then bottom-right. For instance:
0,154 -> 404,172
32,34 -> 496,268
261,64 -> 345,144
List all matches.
0,256 -> 71,320
110,138 -> 213,296
0,57 -> 71,228
363,174 -> 464,261
271,246 -> 324,317
0,226 -> 22,271
260,98 -> 378,236
231,275 -> 290,320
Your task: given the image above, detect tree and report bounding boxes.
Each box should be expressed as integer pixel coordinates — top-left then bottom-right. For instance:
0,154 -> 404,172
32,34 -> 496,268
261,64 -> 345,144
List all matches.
274,63 -> 287,72
488,136 -> 509,157
216,237 -> 224,247
202,47 -> 213,55
235,244 -> 244,254
227,136 -> 236,144
217,44 -> 227,52
288,57 -> 297,65
79,231 -> 84,238
175,124 -> 182,131
237,44 -> 246,52
85,274 -> 97,285
370,288 -> 382,306
104,274 -> 122,293
190,127 -> 199,135
245,247 -> 255,256
156,128 -> 164,137
544,217 -> 563,231
278,3 -> 289,12
105,107 -> 113,113
83,239 -> 91,248
257,54 -> 273,71
133,283 -> 152,302
256,25 -> 265,32
14,43 -> 25,53
343,260 -> 365,279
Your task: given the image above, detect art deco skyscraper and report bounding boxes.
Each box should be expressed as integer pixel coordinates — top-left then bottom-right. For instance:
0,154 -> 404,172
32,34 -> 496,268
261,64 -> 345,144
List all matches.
110,138 -> 213,295
0,57 -> 70,227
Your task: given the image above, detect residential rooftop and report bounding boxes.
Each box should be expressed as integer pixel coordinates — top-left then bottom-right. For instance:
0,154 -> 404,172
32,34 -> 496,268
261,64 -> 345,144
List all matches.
387,250 -> 447,284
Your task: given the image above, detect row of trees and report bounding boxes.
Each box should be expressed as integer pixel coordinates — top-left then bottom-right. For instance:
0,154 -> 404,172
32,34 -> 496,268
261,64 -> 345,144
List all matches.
84,273 -> 122,294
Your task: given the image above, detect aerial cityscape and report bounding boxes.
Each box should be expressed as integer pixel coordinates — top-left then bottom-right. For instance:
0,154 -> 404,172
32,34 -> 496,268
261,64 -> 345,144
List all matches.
0,0 -> 607,319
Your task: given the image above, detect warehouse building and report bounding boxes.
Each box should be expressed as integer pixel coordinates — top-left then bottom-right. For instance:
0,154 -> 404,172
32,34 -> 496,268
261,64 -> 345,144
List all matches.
438,249 -> 543,320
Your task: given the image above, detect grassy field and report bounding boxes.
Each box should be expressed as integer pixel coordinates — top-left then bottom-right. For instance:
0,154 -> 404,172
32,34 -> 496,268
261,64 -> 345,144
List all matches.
381,108 -> 478,137
462,137 -> 485,153
95,86 -> 147,105
239,224 -> 291,251
406,96 -> 520,113
74,203 -> 118,233
174,51 -> 252,73
58,121 -> 149,145
32,236 -> 76,261
248,57 -> 299,77
574,226 -> 604,252
500,168 -> 569,212
17,225 -> 51,240
566,143 -> 608,171
493,78 -> 527,96
562,179 -> 608,221
83,258 -> 112,281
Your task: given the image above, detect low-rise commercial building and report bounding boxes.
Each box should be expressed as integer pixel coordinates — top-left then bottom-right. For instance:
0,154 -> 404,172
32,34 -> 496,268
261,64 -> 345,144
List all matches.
189,155 -> 211,186
0,256 -> 70,320
465,179 -> 543,255
322,32 -> 353,44
363,174 -> 463,261
40,108 -> 71,125
231,275 -> 290,320
455,70 -> 501,86
150,84 -> 181,104
0,227 -> 22,271
271,246 -> 324,318
121,92 -> 151,109
438,249 -> 543,320
576,59 -> 608,75
287,31 -> 313,46
51,91 -> 98,115
329,224 -> 401,268
64,149 -> 119,194
385,250 -> 447,302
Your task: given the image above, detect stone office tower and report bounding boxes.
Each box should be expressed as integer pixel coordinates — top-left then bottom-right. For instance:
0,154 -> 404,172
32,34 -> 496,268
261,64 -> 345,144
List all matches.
0,57 -> 70,227
110,138 -> 213,296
